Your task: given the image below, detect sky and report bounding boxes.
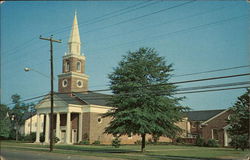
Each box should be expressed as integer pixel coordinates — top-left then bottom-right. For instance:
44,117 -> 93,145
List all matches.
1,1 -> 249,110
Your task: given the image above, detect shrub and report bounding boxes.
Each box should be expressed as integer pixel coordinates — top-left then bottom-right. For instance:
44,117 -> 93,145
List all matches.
40,134 -> 45,143
92,140 -> 101,145
79,140 -> 89,145
152,134 -> 160,143
196,136 -> 206,147
230,134 -> 249,151
134,140 -> 141,145
112,137 -> 121,148
53,136 -> 60,143
23,133 -> 36,142
176,137 -> 184,144
207,139 -> 219,147
79,133 -> 90,145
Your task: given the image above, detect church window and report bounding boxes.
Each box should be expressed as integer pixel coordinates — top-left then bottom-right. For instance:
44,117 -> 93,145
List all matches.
65,61 -> 70,72
62,79 -> 68,87
76,80 -> 83,88
97,117 -> 102,123
77,61 -> 81,72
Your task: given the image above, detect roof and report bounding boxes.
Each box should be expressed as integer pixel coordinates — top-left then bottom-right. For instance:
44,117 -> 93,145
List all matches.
55,93 -> 85,105
186,109 -> 226,121
73,92 -> 111,106
38,92 -> 111,107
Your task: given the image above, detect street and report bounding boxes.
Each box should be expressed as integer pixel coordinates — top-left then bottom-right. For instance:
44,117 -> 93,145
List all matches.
0,149 -> 120,160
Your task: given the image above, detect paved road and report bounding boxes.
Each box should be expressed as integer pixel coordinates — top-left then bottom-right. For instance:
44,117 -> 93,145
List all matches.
0,149 -> 121,160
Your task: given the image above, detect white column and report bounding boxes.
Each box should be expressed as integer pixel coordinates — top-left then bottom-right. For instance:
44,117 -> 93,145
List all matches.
45,113 -> 50,143
224,129 -> 228,147
35,114 -> 40,143
78,112 -> 83,142
66,112 -> 71,144
56,113 -> 61,142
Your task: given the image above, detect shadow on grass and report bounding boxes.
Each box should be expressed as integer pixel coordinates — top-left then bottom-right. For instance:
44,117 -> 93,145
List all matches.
55,145 -> 140,153
145,154 -> 237,160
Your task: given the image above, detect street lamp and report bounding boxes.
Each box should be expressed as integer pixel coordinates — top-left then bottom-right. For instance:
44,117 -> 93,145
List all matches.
24,67 -> 51,79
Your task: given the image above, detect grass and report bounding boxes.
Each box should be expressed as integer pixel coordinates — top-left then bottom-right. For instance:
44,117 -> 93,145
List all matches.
1,140 -> 249,160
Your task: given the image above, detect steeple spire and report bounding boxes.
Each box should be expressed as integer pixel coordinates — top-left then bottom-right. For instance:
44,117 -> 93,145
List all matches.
68,12 -> 81,55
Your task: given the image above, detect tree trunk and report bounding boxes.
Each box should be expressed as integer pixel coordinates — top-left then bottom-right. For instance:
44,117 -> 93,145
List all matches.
141,133 -> 146,152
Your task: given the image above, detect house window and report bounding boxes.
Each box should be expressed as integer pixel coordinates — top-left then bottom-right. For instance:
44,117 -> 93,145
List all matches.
77,61 -> 81,72
128,134 -> 132,139
212,129 -> 219,140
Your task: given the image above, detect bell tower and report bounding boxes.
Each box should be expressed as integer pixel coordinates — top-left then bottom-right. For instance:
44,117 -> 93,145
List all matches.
58,12 -> 88,93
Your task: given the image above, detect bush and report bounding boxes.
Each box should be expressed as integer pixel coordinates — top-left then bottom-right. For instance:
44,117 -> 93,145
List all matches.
92,140 -> 101,145
22,132 -> 36,142
230,134 -> 249,151
40,134 -> 45,143
134,140 -> 141,145
176,137 -> 184,144
53,136 -> 60,143
196,136 -> 206,147
79,133 -> 90,145
207,139 -> 219,147
112,137 -> 121,148
79,140 -> 89,145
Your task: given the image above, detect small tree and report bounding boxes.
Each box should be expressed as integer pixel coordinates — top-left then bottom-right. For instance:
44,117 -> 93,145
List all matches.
0,104 -> 11,139
227,89 -> 249,151
10,94 -> 29,141
103,48 -> 187,152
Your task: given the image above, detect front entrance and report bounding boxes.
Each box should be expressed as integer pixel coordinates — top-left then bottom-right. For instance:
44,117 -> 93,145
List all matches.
72,129 -> 77,144
61,130 -> 66,143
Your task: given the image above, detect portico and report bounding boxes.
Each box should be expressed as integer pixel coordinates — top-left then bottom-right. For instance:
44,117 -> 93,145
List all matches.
35,94 -> 85,144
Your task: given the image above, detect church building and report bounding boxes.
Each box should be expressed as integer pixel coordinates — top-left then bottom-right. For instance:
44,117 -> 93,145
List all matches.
34,13 -> 188,144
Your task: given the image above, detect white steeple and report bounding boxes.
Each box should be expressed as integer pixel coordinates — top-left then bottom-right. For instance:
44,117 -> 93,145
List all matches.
68,11 -> 81,55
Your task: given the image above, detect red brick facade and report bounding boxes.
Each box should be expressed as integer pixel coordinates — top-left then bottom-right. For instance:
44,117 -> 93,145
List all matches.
200,110 -> 231,146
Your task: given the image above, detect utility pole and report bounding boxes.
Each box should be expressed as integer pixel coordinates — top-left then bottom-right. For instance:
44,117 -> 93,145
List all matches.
40,35 -> 61,152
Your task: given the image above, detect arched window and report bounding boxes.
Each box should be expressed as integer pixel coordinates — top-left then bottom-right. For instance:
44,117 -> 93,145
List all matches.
77,61 -> 81,72
65,61 -> 70,72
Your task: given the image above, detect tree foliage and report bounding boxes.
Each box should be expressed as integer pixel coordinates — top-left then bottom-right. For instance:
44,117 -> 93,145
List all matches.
227,89 -> 249,151
103,48 -> 187,151
0,104 -> 11,139
10,94 -> 29,141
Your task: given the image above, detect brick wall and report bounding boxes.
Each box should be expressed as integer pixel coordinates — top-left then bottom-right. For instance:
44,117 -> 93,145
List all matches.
63,57 -> 85,73
58,77 -> 88,93
200,110 -> 231,146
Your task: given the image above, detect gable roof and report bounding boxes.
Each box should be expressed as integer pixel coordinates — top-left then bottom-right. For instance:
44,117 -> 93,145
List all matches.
187,109 -> 226,121
73,92 -> 111,106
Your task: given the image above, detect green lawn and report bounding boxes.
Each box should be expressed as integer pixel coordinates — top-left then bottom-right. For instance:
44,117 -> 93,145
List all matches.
1,141 -> 249,160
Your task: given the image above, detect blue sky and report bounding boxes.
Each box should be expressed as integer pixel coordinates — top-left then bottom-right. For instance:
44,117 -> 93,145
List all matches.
1,1 -> 249,110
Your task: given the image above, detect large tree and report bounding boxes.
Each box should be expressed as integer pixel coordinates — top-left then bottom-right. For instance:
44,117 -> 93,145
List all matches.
0,104 -> 11,139
103,48 -> 186,152
227,89 -> 249,151
10,94 -> 29,141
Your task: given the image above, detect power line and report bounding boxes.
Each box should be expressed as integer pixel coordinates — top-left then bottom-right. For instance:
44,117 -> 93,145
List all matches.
94,5 -> 225,43
87,14 -> 247,54
176,86 -> 249,95
73,1 -> 196,36
79,73 -> 250,92
2,1 -> 155,57
174,65 -> 250,77
7,73 -> 250,105
35,84 -> 250,103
